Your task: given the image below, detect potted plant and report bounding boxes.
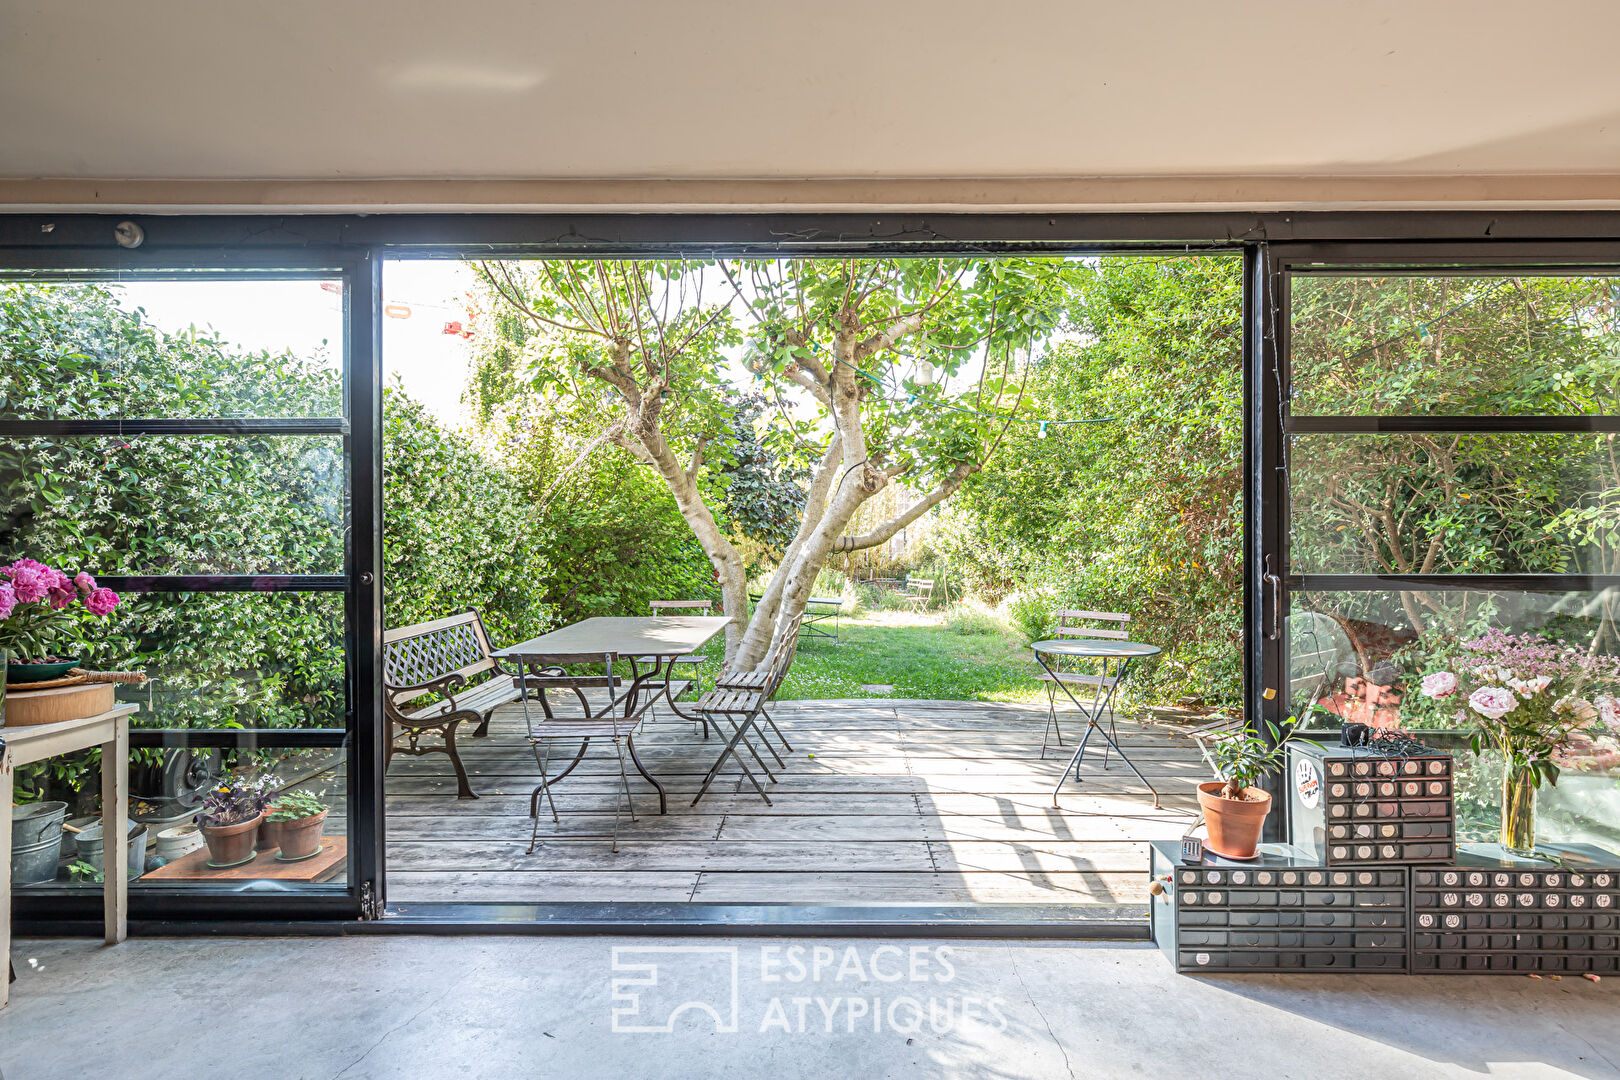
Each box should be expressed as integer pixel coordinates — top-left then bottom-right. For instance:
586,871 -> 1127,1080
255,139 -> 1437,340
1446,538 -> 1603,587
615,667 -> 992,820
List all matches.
1418,630 -> 1618,857
263,790 -> 329,862
1198,717 -> 1312,860
0,560 -> 121,684
193,776 -> 274,869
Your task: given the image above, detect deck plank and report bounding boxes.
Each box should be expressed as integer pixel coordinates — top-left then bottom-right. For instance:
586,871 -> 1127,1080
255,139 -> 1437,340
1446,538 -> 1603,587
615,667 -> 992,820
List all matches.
384,698 -> 1203,908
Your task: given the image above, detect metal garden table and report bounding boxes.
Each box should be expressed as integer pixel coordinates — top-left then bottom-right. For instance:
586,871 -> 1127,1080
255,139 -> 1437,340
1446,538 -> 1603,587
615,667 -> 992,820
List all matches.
493,616 -> 730,849
1032,638 -> 1162,809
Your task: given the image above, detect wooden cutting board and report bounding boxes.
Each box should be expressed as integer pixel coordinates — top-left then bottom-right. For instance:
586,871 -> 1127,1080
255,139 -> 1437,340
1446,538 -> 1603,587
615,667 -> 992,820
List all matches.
2,682 -> 117,727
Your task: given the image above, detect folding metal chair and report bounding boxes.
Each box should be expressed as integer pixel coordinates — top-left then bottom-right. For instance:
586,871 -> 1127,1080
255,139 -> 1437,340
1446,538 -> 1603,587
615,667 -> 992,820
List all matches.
1037,609 -> 1131,759
632,598 -> 714,733
691,611 -> 805,806
515,656 -> 665,853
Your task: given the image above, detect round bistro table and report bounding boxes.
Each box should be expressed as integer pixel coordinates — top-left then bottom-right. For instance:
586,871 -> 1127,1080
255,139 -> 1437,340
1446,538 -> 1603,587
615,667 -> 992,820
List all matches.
1031,638 -> 1162,809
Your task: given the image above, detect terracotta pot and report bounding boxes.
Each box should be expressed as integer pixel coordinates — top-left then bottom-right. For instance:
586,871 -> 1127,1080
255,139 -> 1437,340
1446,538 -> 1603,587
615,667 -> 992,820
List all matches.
257,818 -> 283,854
1196,782 -> 1272,860
199,813 -> 263,867
274,810 -> 328,861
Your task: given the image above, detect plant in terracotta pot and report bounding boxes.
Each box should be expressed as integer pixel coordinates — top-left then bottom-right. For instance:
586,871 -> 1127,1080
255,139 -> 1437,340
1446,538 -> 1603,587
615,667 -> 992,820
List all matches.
0,559 -> 121,684
193,776 -> 274,869
1198,717 -> 1313,860
264,790 -> 329,862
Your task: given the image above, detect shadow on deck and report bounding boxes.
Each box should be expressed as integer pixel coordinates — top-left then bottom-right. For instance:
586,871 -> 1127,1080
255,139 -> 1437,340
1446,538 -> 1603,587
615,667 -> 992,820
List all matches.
383,698 -> 1205,911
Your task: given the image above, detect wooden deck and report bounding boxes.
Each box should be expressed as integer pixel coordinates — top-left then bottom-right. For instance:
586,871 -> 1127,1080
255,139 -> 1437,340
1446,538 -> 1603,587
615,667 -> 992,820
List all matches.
384,698 -> 1206,910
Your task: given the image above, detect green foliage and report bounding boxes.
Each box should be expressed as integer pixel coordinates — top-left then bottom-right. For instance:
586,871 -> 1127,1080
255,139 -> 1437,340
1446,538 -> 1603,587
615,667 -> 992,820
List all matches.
1210,717 -> 1314,794
941,602 -> 1002,637
0,283 -> 558,800
382,389 -> 556,643
942,257 -> 1245,706
266,788 -> 329,821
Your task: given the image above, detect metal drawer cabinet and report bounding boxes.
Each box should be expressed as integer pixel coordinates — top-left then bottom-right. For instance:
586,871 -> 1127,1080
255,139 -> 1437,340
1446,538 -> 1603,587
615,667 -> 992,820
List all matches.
1412,865 -> 1620,974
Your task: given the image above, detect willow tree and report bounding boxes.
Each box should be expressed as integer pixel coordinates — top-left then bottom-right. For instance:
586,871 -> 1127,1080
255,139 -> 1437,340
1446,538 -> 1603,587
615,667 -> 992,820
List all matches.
473,257 -> 1073,669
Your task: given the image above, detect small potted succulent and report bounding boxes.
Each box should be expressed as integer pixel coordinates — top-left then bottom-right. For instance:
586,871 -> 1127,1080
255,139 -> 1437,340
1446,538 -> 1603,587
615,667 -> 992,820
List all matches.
263,790 -> 330,862
194,776 -> 274,869
1197,716 -> 1313,860
0,559 -> 121,684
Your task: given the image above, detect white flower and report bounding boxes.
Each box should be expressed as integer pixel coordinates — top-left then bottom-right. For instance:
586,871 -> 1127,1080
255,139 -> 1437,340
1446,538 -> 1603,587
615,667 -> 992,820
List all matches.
1469,686 -> 1519,721
1420,672 -> 1458,698
1511,676 -> 1553,697
1598,695 -> 1619,729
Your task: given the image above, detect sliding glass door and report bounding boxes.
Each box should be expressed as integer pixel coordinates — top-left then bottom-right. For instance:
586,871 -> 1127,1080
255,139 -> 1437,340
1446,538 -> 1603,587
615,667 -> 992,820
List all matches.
1,252 -> 382,921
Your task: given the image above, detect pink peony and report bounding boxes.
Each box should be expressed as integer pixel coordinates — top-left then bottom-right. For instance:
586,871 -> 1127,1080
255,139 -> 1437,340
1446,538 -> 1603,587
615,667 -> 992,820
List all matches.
1469,686 -> 1519,721
83,587 -> 119,617
0,582 -> 14,619
6,559 -> 53,603
1420,671 -> 1458,698
73,571 -> 96,593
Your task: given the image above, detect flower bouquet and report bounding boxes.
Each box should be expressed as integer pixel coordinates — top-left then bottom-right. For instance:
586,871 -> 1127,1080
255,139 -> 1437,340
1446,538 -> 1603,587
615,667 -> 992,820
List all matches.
1418,630 -> 1619,856
0,558 -> 121,682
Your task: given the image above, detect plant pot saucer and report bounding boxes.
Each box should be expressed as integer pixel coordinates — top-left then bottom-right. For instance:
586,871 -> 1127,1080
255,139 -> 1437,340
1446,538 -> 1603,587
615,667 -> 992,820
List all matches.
204,849 -> 259,870
275,843 -> 326,864
1201,844 -> 1261,861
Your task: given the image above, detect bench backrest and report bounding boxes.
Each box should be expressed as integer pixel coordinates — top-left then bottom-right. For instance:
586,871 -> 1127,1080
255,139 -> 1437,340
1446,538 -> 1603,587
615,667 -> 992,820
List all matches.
383,611 -> 497,701
906,577 -> 935,596
1055,609 -> 1131,641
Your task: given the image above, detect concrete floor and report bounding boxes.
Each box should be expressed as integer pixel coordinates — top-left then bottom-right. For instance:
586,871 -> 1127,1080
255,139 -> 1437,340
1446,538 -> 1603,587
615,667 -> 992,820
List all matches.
3,936 -> 1618,1080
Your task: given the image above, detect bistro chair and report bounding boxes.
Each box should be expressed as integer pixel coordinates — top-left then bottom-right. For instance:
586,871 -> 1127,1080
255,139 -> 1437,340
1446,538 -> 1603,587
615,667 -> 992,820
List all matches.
1038,609 -> 1132,759
902,576 -> 935,612
634,599 -> 715,730
515,655 -> 665,854
691,610 -> 806,807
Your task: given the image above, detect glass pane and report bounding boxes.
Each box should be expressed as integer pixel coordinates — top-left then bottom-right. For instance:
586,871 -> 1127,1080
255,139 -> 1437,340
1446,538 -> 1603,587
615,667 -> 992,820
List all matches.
73,590 -> 347,730
1,279 -> 343,419
1289,274 -> 1620,415
1288,433 -> 1619,574
0,436 -> 346,574
11,743 -> 349,892
1288,588 -> 1615,725
1288,588 -> 1620,856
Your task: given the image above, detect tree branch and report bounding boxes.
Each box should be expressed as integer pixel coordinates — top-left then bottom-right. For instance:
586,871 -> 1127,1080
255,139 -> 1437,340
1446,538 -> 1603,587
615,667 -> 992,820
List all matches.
831,464 -> 975,552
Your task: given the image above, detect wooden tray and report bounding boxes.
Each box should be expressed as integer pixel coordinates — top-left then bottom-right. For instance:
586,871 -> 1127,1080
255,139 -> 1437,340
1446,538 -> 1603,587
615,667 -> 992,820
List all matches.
143,836 -> 346,882
2,682 -> 116,726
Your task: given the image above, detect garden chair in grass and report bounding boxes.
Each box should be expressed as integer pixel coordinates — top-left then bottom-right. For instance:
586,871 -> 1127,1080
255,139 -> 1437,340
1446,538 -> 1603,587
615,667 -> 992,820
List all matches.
1037,609 -> 1132,760
692,611 -> 806,806
902,576 -> 935,612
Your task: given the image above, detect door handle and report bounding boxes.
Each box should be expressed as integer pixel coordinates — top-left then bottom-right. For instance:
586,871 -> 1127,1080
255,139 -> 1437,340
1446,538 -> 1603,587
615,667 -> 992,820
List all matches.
1263,556 -> 1282,642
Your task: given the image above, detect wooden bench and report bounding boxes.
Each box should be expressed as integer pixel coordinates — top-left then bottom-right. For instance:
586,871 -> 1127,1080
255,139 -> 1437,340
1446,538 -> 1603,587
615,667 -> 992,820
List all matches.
383,611 -> 526,800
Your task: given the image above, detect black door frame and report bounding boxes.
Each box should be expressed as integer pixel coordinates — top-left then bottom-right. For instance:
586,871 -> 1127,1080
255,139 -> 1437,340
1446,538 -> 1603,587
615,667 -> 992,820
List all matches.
8,211 -> 1620,934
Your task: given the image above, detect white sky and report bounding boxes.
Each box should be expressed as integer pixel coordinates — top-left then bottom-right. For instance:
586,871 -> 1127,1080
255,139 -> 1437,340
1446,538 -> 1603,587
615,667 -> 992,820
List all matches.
116,261 -> 477,428
113,259 -> 1076,435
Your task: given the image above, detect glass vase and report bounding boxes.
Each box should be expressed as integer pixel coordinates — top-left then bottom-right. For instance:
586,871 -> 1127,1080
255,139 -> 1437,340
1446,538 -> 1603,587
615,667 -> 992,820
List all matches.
1501,764 -> 1537,858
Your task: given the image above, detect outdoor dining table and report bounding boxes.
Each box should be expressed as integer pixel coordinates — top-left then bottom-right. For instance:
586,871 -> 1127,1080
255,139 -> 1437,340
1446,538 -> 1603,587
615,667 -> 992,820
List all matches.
1032,638 -> 1162,809
490,615 -> 731,819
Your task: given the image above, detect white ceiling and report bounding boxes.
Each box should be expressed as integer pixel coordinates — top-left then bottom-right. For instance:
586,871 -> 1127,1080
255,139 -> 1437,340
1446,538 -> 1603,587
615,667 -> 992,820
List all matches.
3,0 -> 1620,208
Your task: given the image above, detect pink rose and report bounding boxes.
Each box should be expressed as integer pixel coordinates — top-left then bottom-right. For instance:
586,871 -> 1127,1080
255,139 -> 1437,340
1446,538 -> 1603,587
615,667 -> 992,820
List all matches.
0,582 -> 14,619
6,559 -> 52,603
73,571 -> 96,593
1420,672 -> 1458,698
84,587 -> 119,617
1469,686 -> 1519,721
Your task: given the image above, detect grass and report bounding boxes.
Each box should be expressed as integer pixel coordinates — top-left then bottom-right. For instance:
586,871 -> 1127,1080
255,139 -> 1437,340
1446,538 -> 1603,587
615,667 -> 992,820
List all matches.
689,608 -> 1047,703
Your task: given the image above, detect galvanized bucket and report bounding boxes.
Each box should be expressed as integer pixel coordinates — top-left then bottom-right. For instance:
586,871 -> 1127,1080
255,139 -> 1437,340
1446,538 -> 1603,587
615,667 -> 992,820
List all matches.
11,801 -> 68,886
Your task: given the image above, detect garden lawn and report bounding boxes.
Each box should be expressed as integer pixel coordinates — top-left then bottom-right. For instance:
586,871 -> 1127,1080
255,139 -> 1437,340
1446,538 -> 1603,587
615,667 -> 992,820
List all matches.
689,610 -> 1047,703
